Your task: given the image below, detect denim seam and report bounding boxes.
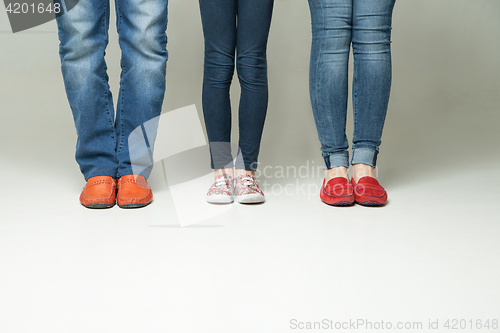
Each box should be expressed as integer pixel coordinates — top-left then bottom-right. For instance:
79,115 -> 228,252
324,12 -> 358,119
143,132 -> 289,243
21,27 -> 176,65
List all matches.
116,3 -> 125,154
352,7 -> 358,151
353,62 -> 358,145
103,0 -> 116,149
117,81 -> 125,153
115,0 -> 122,33
314,1 -> 326,166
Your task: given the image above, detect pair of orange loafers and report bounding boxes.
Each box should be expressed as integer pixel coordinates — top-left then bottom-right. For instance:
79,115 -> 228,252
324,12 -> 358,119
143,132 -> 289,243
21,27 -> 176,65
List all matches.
79,175 -> 153,209
320,176 -> 388,207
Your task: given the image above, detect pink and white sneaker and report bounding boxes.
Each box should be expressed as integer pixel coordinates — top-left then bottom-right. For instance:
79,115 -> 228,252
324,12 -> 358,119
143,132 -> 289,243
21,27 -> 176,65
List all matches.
206,174 -> 234,204
235,174 -> 265,204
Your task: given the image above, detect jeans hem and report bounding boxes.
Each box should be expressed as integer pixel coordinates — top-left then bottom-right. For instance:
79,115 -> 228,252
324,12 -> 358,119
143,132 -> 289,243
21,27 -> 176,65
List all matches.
234,163 -> 258,172
323,152 -> 349,170
84,169 -> 118,181
211,161 -> 235,170
117,167 -> 152,180
351,147 -> 378,167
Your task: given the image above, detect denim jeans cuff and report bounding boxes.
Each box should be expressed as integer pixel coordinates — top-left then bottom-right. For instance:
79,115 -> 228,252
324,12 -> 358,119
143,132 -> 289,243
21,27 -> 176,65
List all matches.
118,167 -> 152,180
85,170 -> 118,181
235,163 -> 258,172
212,160 -> 235,170
351,147 -> 378,167
323,152 -> 349,170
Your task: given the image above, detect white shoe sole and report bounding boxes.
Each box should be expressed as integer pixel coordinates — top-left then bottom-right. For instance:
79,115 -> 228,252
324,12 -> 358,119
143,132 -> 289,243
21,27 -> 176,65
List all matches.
236,193 -> 265,204
206,194 -> 234,204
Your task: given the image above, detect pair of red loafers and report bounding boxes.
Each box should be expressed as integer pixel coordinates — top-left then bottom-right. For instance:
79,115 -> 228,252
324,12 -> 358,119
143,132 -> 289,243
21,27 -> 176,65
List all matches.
320,176 -> 387,206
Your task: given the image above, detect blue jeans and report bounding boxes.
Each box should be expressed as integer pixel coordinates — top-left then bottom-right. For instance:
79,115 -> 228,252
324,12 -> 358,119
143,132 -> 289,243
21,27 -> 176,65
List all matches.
56,0 -> 168,181
199,0 -> 274,171
308,0 -> 396,169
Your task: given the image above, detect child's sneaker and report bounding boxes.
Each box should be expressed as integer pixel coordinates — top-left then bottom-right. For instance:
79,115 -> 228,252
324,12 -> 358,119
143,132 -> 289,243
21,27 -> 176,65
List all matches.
235,174 -> 265,204
206,174 -> 234,204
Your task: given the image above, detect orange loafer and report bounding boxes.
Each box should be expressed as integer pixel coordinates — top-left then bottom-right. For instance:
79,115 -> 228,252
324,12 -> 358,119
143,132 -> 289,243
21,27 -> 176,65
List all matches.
79,176 -> 117,209
117,175 -> 153,208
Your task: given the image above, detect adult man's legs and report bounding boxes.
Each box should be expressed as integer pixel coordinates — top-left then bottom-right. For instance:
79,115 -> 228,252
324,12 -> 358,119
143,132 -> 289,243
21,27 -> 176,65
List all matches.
56,0 -> 168,208
114,0 -> 168,180
113,0 -> 168,208
57,0 -> 119,181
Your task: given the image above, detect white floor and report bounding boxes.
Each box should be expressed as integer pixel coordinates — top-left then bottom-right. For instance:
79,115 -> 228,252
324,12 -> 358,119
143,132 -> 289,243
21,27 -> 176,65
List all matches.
1,160 -> 499,333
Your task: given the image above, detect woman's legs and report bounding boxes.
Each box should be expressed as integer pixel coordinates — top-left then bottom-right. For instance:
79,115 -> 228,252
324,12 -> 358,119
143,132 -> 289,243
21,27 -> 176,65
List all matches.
351,0 -> 395,181
308,0 -> 352,182
199,0 -> 237,174
308,0 -> 395,183
350,0 -> 395,206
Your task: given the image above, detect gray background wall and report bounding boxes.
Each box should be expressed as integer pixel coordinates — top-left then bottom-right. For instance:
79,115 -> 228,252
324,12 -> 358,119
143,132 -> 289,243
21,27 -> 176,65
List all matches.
1,0 -> 499,185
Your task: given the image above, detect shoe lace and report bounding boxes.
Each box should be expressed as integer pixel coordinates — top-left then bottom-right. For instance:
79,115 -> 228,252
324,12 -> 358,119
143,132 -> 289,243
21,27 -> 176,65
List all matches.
238,175 -> 257,189
213,175 -> 231,189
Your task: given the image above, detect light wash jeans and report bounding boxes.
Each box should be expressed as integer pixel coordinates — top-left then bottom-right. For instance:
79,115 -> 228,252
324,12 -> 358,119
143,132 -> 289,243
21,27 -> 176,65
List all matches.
308,0 -> 396,169
56,0 -> 168,180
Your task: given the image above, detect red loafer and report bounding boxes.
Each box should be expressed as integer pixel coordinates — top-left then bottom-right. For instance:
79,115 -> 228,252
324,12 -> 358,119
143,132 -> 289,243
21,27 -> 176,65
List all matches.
320,177 -> 354,206
80,176 -> 117,209
352,176 -> 388,206
117,175 -> 153,208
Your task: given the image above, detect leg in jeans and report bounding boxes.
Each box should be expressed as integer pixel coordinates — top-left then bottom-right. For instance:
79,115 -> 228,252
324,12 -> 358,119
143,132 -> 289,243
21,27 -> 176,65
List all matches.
351,0 -> 395,168
57,0 -> 118,181
308,0 -> 395,170
114,0 -> 168,179
235,0 -> 274,171
57,0 -> 168,181
307,0 -> 352,170
308,0 -> 395,206
199,0 -> 237,170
